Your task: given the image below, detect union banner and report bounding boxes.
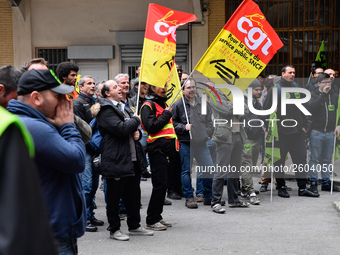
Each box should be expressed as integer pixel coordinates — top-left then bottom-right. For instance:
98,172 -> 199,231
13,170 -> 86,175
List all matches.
166,61 -> 182,105
194,0 -> 283,100
140,4 -> 197,88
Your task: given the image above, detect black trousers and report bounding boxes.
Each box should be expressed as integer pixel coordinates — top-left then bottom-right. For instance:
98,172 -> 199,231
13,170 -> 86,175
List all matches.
146,150 -> 177,225
167,151 -> 182,195
274,132 -> 308,189
106,173 -> 141,233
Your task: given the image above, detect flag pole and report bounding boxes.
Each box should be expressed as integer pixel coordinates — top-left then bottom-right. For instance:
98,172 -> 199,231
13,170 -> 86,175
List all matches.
169,69 -> 195,108
180,95 -> 192,139
135,80 -> 142,115
270,134 -> 274,203
331,135 -> 336,195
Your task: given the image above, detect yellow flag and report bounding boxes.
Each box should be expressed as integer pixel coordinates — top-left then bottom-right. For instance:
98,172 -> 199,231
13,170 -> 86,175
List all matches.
139,4 -> 196,87
75,74 -> 81,93
194,0 -> 283,100
166,62 -> 182,105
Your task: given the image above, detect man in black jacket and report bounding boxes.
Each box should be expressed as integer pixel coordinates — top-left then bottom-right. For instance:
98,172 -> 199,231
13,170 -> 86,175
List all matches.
308,73 -> 340,193
263,65 -> 319,198
172,78 -> 214,208
73,75 -> 104,232
240,79 -> 263,205
96,80 -> 153,240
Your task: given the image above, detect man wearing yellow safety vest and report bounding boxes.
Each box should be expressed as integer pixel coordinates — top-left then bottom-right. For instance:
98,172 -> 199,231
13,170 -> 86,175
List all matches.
0,106 -> 56,254
140,84 -> 179,231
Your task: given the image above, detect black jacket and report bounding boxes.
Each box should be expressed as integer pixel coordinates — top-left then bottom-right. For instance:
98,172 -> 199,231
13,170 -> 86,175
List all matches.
73,93 -> 96,124
263,78 -> 308,135
140,94 -> 177,156
0,123 -> 56,255
96,99 -> 140,178
308,87 -> 339,133
172,95 -> 213,145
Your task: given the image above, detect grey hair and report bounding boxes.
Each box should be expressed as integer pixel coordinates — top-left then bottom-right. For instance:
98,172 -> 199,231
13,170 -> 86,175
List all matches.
114,73 -> 129,83
78,75 -> 93,86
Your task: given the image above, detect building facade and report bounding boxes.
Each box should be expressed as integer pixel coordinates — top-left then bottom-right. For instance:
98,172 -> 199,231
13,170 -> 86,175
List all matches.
1,0 -> 339,81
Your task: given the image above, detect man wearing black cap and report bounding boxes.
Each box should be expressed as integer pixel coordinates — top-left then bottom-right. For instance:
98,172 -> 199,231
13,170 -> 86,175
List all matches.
7,69 -> 87,254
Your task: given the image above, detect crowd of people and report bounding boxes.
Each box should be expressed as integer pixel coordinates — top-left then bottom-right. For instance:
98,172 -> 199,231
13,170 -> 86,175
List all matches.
1,58 -> 340,254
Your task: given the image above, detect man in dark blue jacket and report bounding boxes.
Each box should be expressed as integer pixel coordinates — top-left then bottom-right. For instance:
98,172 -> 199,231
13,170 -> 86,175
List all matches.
172,78 -> 214,209
7,69 -> 86,254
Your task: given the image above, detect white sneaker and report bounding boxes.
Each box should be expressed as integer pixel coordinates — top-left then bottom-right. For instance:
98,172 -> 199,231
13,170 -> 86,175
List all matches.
129,226 -> 154,236
110,230 -> 129,241
212,204 -> 226,214
159,219 -> 172,227
250,195 -> 261,205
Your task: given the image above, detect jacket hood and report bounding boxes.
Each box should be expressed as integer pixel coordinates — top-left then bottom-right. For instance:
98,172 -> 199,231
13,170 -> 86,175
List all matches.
90,98 -> 114,117
7,99 -> 54,129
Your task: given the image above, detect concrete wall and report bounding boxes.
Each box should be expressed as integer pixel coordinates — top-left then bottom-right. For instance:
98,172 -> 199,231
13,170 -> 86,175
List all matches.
10,0 -> 209,78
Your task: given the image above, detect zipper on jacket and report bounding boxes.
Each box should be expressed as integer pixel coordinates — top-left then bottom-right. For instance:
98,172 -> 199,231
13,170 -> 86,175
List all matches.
324,95 -> 330,132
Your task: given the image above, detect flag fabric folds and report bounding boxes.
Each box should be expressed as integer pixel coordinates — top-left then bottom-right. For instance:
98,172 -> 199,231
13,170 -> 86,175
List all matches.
264,112 -> 281,166
166,61 -> 182,105
140,3 -> 196,88
194,0 -> 283,100
315,40 -> 327,70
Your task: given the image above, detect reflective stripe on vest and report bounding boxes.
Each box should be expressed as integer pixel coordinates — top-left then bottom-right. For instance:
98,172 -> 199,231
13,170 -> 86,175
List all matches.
141,101 -> 180,151
0,106 -> 35,157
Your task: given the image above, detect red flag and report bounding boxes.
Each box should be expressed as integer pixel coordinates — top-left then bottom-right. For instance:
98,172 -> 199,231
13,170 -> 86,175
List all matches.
140,4 -> 196,87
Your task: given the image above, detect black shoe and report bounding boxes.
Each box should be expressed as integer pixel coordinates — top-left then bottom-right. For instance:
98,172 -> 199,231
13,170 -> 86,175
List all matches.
308,182 -> 319,194
86,223 -> 98,232
299,189 -> 320,197
90,218 -> 104,226
321,184 -> 340,192
167,192 -> 181,200
276,185 -> 292,191
278,188 -> 290,198
203,198 -> 212,205
141,170 -> 151,178
164,199 -> 172,205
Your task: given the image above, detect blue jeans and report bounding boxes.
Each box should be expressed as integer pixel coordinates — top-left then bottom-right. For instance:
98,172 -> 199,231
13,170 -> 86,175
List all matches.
55,238 -> 77,255
179,143 -> 213,200
308,129 -> 334,183
82,152 -> 100,223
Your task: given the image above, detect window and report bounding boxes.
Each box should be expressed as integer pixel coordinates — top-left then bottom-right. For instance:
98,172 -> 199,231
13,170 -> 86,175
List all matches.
36,48 -> 69,72
225,0 -> 340,78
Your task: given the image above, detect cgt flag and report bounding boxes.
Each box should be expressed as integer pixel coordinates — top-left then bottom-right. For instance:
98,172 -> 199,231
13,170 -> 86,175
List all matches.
194,0 -> 283,100
166,61 -> 182,105
140,4 -> 196,88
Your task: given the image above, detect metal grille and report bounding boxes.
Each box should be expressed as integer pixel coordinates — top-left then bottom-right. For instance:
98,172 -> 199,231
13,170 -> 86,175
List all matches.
36,48 -> 69,73
225,0 -> 340,79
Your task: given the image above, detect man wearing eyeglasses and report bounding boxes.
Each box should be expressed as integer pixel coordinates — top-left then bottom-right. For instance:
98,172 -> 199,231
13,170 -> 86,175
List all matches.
308,73 -> 340,193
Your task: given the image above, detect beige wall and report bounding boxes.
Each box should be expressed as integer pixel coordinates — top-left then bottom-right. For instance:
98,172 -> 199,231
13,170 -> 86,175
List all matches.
10,0 -> 209,77
0,0 -> 14,66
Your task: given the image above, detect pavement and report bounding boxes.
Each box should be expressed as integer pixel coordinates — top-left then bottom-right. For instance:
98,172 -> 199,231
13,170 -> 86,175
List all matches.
78,158 -> 340,255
